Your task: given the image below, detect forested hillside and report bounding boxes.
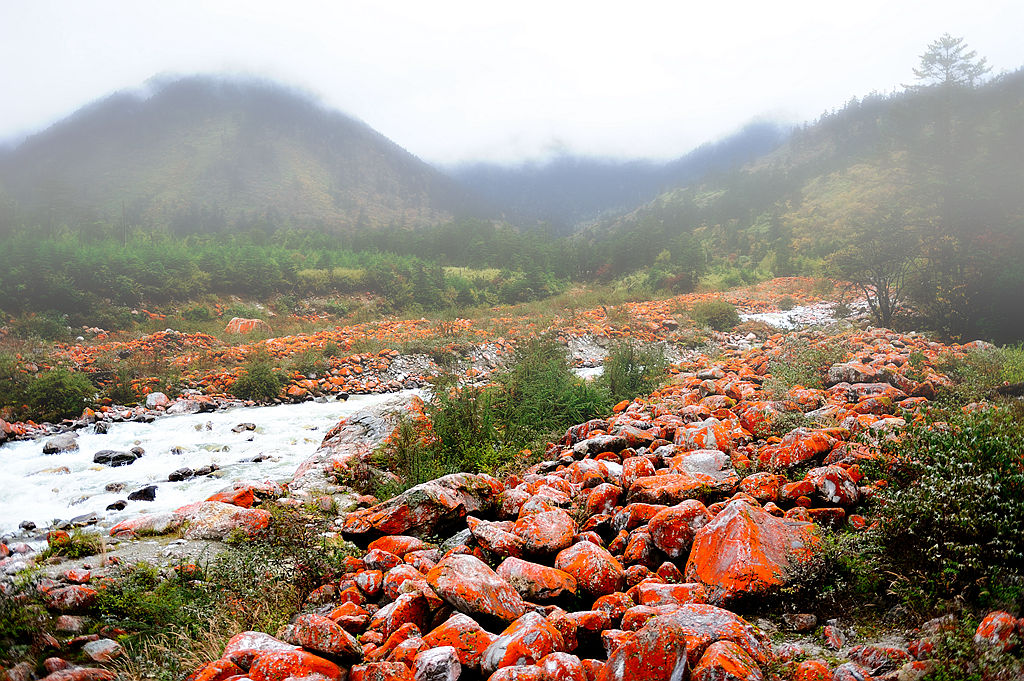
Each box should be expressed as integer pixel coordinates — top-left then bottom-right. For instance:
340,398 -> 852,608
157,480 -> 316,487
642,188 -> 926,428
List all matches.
0,77 -> 474,232
587,68 -> 1024,341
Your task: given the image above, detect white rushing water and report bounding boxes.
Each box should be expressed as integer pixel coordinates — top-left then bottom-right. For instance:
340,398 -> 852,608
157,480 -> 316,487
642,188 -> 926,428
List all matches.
739,302 -> 841,329
0,392 -> 414,538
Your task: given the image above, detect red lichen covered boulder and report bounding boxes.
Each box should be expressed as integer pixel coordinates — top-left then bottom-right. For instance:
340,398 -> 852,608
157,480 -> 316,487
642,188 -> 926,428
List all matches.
685,500 -> 820,604
648,500 -> 713,559
974,611 -> 1019,652
292,613 -> 362,659
598,612 -> 689,681
426,554 -> 526,623
513,509 -> 577,555
422,613 -> 495,671
496,557 -> 578,601
554,542 -> 625,597
481,612 -> 565,675
247,650 -> 342,681
690,640 -> 763,681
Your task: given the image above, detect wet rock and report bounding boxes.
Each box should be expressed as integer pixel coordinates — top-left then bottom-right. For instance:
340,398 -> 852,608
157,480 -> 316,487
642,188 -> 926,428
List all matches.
93,422 -> 109,434
145,392 -> 170,408
169,467 -> 195,482
105,500 -> 127,511
685,500 -> 820,603
104,482 -> 125,493
69,512 -> 100,527
43,433 -> 79,454
128,485 -> 158,502
93,449 -> 140,467
232,422 -> 257,433
19,519 -> 37,531
426,554 -> 526,623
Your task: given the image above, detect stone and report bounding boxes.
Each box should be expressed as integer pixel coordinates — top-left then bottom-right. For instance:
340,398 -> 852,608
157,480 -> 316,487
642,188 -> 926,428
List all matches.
512,509 -> 577,554
222,630 -> 298,669
685,500 -> 820,603
481,612 -> 565,675
225,317 -> 272,335
426,554 -> 526,623
81,638 -> 122,662
496,557 -> 578,600
554,541 -> 624,597
145,392 -> 170,408
247,650 -> 342,681
128,485 -> 158,501
44,585 -> 98,612
342,473 -> 504,538
43,433 -> 79,454
93,449 -> 140,467
422,613 -> 495,671
804,466 -> 860,506
648,500 -> 713,558
180,501 -> 271,540
690,640 -> 763,680
599,613 -> 689,681
412,646 -> 462,681
293,613 -> 362,659
974,611 -> 1019,652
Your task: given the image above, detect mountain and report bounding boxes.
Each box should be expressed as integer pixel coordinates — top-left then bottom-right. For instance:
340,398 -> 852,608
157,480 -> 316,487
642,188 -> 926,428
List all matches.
450,122 -> 789,230
0,76 -> 476,232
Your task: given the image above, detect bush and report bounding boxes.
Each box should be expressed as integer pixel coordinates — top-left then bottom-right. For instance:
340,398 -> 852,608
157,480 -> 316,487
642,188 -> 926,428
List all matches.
0,353 -> 29,413
372,417 -> 460,499
230,359 -> 286,402
937,344 -> 1024,404
181,304 -> 214,322
870,408 -> 1024,609
289,350 -> 329,377
777,295 -> 797,311
494,337 -> 609,439
764,335 -> 846,398
24,369 -> 96,421
689,299 -> 740,331
601,339 -> 667,404
11,311 -> 70,341
38,529 -> 104,560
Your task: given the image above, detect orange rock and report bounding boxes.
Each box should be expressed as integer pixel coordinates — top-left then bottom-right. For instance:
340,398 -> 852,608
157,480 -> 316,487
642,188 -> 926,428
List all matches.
648,500 -> 713,558
225,318 -> 272,335
497,557 -> 578,600
690,640 -> 763,681
513,509 -> 577,554
292,613 -> 362,659
685,500 -> 820,604
248,650 -> 342,681
793,659 -> 832,681
422,613 -> 495,671
554,542 -> 625,597
482,612 -> 566,675
598,613 -> 689,681
426,554 -> 526,622
185,659 -> 243,681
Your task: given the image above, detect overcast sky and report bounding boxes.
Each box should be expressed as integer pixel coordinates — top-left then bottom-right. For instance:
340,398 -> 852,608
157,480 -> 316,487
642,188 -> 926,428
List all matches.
2,1 -> 1022,165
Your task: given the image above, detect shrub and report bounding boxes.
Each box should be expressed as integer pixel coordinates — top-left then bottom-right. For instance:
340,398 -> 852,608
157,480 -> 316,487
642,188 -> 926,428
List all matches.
372,417 -> 459,499
777,295 -> 797,311
11,311 -> 70,341
289,350 -> 329,377
321,341 -> 342,358
763,336 -> 846,398
870,408 -> 1024,609
494,337 -> 608,439
230,359 -> 286,401
936,345 -> 1024,404
181,304 -> 214,322
38,529 -> 104,561
0,353 -> 29,413
601,339 -> 667,404
689,299 -> 740,331
24,369 -> 96,421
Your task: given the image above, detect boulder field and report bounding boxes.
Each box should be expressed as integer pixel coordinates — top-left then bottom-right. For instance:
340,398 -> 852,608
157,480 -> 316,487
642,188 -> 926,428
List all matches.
2,324 -> 1019,681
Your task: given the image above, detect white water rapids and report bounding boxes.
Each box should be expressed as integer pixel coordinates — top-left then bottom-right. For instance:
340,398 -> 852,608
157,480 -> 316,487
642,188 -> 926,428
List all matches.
0,392 -> 414,539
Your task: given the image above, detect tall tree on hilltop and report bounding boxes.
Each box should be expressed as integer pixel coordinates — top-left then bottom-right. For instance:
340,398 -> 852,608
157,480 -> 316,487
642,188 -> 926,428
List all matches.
911,33 -> 991,89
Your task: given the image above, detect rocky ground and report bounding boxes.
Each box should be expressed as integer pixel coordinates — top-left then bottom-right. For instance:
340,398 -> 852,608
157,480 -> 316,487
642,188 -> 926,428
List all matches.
2,280 -> 1022,681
